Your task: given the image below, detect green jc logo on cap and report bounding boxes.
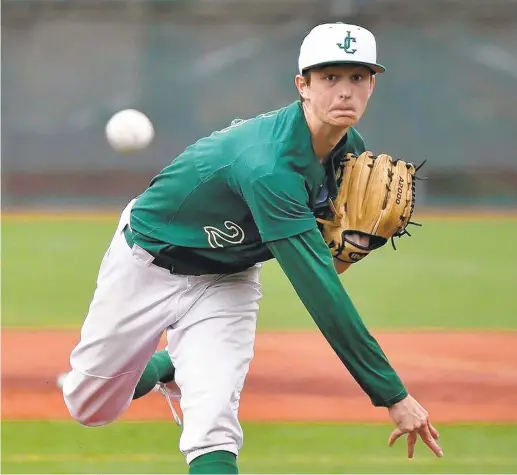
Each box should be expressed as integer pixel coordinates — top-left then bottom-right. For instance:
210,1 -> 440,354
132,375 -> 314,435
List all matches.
337,31 -> 357,54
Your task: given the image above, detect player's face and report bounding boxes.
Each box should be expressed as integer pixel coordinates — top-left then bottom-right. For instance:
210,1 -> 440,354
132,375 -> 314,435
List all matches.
297,64 -> 376,127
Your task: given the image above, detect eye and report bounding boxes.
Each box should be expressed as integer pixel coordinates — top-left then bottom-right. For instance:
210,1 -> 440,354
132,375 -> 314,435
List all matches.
351,74 -> 364,81
324,74 -> 338,81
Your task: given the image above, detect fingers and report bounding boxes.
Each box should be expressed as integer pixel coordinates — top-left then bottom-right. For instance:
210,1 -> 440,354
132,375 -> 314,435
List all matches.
428,421 -> 440,440
407,431 -> 417,459
389,421 -> 443,459
388,428 -> 404,447
419,425 -> 444,458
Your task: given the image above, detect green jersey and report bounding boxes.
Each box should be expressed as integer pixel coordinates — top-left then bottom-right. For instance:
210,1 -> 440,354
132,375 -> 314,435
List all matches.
127,100 -> 408,408
130,101 -> 365,275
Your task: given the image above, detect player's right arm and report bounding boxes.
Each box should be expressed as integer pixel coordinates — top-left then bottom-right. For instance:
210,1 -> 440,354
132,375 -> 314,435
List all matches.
233,160 -> 442,458
268,228 -> 406,406
234,164 -> 404,403
267,227 -> 442,458
268,231 -> 442,459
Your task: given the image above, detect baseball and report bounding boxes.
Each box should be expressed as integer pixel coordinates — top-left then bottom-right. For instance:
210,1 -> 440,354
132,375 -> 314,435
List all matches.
105,109 -> 155,153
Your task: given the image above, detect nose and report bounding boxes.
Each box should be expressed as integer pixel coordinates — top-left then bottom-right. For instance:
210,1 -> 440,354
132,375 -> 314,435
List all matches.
339,83 -> 352,100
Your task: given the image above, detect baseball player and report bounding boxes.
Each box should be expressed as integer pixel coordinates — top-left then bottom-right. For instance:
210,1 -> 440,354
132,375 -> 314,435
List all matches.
62,22 -> 442,474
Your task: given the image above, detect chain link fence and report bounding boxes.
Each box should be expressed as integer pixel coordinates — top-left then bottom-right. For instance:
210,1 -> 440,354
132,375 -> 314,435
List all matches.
3,0 -> 517,208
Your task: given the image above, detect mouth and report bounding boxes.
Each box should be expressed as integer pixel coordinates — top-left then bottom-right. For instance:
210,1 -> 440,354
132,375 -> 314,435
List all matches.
331,108 -> 356,115
332,105 -> 355,112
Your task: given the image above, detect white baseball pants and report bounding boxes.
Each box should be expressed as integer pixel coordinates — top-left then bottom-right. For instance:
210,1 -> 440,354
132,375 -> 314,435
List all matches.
62,200 -> 262,463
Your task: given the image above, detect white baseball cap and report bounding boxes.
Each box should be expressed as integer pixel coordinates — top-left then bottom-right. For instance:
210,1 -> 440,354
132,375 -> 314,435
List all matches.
298,23 -> 386,74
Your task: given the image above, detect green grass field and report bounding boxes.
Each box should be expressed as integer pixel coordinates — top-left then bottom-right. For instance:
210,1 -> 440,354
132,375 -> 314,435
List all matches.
3,421 -> 517,473
2,216 -> 517,329
2,215 -> 517,474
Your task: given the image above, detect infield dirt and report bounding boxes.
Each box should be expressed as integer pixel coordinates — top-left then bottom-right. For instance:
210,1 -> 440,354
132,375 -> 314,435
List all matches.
2,330 -> 517,423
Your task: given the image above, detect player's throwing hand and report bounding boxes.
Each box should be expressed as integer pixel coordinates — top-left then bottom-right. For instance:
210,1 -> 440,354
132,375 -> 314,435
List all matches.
387,394 -> 443,459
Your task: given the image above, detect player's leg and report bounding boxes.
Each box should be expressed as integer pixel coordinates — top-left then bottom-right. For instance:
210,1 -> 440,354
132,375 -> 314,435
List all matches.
62,201 -> 188,426
166,264 -> 262,474
132,349 -> 175,399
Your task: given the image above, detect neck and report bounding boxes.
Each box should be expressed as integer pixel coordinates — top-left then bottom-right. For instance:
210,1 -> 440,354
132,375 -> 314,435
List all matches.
302,103 -> 349,161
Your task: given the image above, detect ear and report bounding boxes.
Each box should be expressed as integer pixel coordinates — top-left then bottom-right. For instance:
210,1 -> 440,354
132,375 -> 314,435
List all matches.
295,74 -> 310,101
368,74 -> 376,99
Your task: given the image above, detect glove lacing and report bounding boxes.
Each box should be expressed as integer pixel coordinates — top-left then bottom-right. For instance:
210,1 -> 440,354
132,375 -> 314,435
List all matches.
390,159 -> 427,249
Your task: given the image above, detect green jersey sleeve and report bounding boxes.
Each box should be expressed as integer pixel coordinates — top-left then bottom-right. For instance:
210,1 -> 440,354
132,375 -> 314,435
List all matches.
267,228 -> 408,407
236,171 -> 318,243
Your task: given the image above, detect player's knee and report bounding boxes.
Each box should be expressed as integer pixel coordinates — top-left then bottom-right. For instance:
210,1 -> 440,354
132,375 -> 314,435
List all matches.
62,370 -> 130,427
66,404 -> 110,427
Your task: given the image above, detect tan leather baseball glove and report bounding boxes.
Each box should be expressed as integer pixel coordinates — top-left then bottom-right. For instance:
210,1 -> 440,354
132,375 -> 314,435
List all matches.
317,151 -> 422,264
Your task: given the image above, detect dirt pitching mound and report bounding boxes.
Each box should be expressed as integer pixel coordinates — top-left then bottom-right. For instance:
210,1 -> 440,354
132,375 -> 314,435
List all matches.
2,330 -> 517,423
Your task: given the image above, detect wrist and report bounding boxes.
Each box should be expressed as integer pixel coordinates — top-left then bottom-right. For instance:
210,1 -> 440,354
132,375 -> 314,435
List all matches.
384,388 -> 409,408
334,259 -> 352,274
